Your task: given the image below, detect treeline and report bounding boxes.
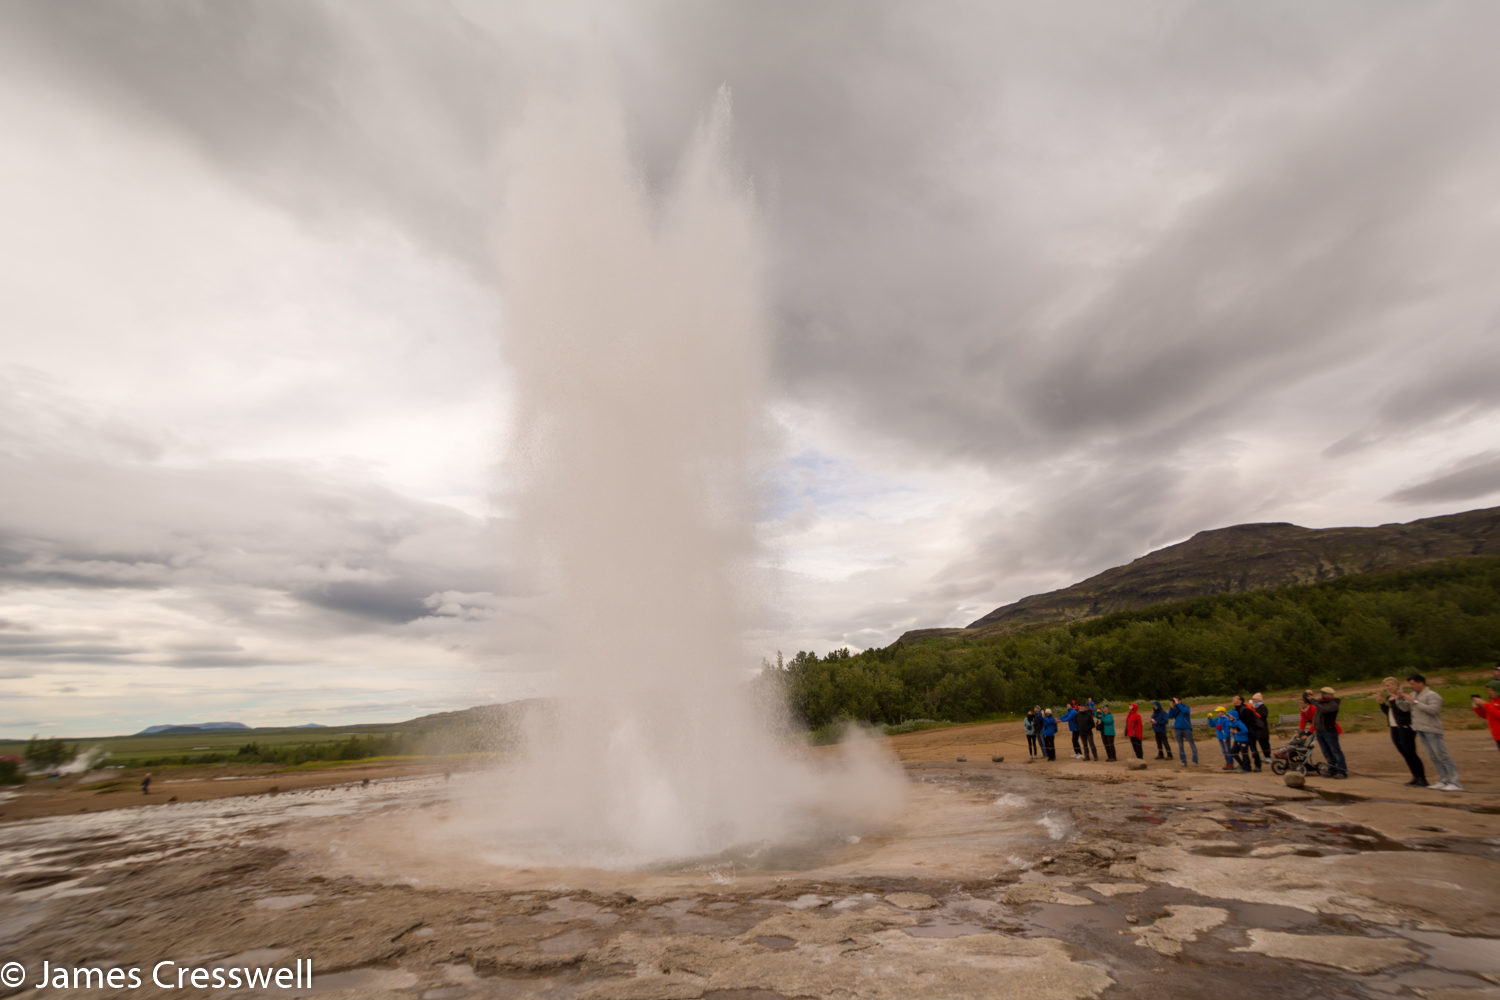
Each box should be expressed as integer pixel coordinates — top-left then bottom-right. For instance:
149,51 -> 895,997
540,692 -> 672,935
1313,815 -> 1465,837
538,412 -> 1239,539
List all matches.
776,557 -> 1500,728
138,734 -> 414,768
24,736 -> 76,770
133,719 -> 519,768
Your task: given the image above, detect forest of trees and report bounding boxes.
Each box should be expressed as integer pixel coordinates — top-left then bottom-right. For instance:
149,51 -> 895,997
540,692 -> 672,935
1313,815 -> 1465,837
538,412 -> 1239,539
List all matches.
134,734 -> 410,768
774,557 -> 1500,728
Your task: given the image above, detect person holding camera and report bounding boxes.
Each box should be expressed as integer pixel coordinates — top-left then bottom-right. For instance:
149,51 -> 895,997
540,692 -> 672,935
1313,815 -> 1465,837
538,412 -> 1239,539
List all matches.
1378,677 -> 1426,786
1167,696 -> 1198,766
1401,674 -> 1461,791
1150,701 -> 1173,760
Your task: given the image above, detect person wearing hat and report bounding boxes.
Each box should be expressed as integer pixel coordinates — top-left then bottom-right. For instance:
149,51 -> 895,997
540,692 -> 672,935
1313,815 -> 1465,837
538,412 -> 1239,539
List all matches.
1487,662 -> 1500,699
1402,674 -> 1460,790
1313,687 -> 1348,779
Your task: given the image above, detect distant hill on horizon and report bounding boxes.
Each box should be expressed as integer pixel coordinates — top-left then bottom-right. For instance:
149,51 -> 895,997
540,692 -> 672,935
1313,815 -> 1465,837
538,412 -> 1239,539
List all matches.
135,721 -> 252,735
899,505 -> 1500,643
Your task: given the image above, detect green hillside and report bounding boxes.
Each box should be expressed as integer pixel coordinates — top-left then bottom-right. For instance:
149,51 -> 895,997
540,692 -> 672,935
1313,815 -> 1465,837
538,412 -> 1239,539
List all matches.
0,702 -> 533,769
902,505 -> 1500,641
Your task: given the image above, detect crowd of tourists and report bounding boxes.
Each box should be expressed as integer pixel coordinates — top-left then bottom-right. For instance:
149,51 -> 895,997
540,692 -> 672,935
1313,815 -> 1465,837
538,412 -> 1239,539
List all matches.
1017,662 -> 1500,793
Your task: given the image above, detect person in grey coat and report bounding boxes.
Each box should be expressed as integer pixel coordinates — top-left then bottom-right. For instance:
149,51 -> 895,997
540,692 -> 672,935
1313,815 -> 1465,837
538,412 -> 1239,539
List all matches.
1402,673 -> 1462,791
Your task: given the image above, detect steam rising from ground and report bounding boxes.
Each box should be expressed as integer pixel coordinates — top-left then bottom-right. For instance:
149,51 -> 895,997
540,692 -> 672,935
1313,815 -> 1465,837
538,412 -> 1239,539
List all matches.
475,83 -> 904,868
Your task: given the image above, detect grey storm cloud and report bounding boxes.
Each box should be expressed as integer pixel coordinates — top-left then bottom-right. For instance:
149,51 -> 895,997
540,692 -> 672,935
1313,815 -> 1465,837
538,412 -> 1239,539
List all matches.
1386,451 -> 1500,506
0,0 -> 514,269
0,372 -> 501,655
0,446 -> 493,614
4,0 -> 1494,473
2,0 -> 1500,669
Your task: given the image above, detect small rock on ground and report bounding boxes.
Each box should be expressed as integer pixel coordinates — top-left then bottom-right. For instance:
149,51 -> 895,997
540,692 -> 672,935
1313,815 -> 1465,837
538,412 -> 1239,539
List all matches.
1131,905 -> 1228,956
1230,929 -> 1421,973
1003,883 -> 1094,907
1247,844 -> 1300,858
884,891 -> 939,910
1087,883 -> 1149,897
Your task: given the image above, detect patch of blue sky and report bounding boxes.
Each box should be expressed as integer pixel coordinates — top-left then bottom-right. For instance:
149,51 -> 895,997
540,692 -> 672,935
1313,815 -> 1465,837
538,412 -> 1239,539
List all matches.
764,447 -> 955,525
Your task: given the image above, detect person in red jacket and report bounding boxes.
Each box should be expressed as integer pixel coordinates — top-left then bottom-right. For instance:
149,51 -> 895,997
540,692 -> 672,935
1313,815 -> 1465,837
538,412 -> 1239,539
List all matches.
1125,703 -> 1146,759
1298,691 -> 1317,733
1474,692 -> 1500,757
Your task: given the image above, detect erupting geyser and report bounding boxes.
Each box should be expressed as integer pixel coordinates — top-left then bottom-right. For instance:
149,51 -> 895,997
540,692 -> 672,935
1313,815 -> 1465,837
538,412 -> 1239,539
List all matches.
483,83 -> 901,868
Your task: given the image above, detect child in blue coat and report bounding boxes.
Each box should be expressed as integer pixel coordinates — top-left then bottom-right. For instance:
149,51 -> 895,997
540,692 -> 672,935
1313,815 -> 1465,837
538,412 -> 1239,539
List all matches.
1211,708 -> 1235,769
1226,711 -> 1251,773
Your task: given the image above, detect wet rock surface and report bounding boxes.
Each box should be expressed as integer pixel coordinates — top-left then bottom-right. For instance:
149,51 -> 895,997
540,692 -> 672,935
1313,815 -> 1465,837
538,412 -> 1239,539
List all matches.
3,761 -> 1500,999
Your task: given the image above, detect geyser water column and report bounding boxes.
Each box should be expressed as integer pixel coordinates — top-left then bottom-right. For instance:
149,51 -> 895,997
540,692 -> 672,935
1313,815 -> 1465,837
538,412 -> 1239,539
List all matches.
490,84 -> 828,867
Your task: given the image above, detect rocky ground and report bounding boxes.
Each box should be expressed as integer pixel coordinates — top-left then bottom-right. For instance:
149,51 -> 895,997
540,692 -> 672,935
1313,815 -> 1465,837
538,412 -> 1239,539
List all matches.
3,725 -> 1499,1000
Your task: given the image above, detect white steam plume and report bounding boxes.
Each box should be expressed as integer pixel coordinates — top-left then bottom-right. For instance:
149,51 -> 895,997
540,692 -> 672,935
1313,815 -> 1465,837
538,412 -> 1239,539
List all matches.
481,81 -> 901,867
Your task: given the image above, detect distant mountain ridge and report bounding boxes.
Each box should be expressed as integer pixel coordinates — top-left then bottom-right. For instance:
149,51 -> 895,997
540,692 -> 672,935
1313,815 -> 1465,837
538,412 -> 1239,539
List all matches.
136,721 -> 251,735
899,505 -> 1500,643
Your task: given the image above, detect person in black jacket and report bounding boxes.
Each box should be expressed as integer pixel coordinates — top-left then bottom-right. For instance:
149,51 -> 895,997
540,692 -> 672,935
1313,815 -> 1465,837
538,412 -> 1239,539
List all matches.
1250,693 -> 1272,761
1377,677 -> 1426,786
1233,695 -> 1264,772
1075,702 -> 1099,760
1149,701 -> 1173,760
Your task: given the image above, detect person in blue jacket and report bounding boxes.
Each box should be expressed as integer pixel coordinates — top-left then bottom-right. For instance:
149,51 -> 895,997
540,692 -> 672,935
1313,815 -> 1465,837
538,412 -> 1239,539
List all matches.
1150,701 -> 1173,760
1040,708 -> 1058,761
1211,708 -> 1235,769
1167,697 -> 1198,766
1225,710 -> 1252,772
1060,703 -> 1082,758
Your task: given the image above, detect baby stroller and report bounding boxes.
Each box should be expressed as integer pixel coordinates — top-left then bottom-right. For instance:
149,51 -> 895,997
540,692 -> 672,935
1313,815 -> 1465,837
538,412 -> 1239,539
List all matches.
1269,731 -> 1330,777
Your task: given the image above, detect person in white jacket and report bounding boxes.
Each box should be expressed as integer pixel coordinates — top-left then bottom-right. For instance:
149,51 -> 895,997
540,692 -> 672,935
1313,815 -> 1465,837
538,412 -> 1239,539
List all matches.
1402,673 -> 1462,791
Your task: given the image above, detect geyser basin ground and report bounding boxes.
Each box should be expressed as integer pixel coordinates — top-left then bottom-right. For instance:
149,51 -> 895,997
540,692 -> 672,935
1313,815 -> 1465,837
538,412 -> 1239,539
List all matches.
5,725 -> 1500,1000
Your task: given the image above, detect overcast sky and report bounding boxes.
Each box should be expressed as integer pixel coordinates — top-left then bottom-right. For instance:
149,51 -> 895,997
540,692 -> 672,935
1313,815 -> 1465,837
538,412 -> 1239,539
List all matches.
3,1 -> 1500,737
